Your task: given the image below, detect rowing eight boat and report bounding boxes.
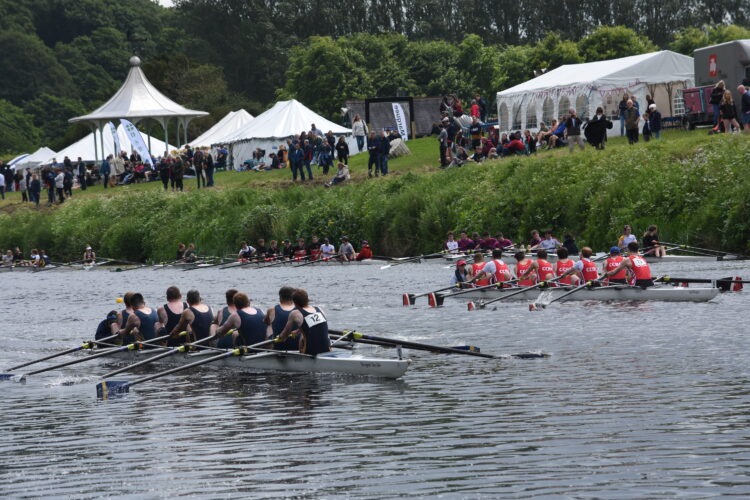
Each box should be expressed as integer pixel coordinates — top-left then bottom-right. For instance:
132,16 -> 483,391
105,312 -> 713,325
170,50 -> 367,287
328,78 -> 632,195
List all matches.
438,285 -> 720,303
96,347 -> 410,379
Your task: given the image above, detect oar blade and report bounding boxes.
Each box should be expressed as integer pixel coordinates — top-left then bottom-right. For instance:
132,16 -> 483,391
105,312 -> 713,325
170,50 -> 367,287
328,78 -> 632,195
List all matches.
97,380 -> 130,399
0,373 -> 26,383
402,293 -> 415,306
467,301 -> 476,311
511,352 -> 551,359
379,264 -> 392,270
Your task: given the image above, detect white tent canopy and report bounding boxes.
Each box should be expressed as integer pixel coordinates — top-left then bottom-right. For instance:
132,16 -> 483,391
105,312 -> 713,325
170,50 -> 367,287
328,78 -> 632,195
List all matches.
8,153 -> 30,166
496,50 -> 694,135
38,125 -> 174,166
227,99 -> 354,169
13,147 -> 56,172
189,109 -> 254,148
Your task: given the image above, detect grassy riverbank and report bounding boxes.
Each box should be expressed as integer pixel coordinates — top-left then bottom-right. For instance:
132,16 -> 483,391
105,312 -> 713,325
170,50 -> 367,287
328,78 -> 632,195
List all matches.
1,130 -> 748,261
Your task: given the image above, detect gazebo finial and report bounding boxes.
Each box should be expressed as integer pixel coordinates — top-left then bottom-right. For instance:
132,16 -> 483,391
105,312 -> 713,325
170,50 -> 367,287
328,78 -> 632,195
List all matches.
129,55 -> 142,67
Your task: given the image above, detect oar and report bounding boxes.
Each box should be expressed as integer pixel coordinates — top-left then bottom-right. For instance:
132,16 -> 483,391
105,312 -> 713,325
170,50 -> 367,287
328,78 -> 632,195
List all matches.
468,277 -> 564,311
1,334 -> 121,376
433,279 -> 523,308
529,280 -> 602,311
656,275 -> 746,292
660,242 -> 750,260
6,332 -> 181,383
329,330 -> 549,359
97,338 -> 275,398
98,335 -> 216,378
294,255 -> 339,267
402,283 -> 462,306
380,252 -> 443,270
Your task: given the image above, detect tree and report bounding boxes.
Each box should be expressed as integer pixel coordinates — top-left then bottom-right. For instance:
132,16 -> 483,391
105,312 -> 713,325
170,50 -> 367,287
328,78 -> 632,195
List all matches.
0,99 -> 42,155
0,30 -> 77,105
530,33 -> 583,73
578,26 -> 658,62
669,27 -> 710,55
22,94 -> 87,150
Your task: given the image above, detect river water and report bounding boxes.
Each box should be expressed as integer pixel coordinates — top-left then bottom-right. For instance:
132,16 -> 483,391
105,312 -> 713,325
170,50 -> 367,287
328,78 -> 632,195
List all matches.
1,259 -> 749,499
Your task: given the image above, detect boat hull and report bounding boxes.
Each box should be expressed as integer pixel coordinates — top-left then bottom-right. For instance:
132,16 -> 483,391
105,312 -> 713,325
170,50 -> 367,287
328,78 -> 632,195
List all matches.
99,348 -> 410,379
440,286 -> 720,302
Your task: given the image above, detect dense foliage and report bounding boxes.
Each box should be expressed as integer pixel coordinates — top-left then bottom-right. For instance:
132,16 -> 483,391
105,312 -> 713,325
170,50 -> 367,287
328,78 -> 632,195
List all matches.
1,133 -> 748,260
1,0 -> 749,156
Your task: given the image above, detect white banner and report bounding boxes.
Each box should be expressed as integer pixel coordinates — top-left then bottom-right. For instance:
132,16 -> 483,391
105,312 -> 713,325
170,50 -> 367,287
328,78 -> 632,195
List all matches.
120,119 -> 153,166
392,103 -> 409,141
108,121 -> 121,157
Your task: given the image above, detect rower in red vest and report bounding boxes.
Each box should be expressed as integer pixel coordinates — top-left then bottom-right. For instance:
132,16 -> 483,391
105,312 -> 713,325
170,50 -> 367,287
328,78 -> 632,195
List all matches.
292,237 -> 308,261
307,235 -> 322,261
554,247 -> 579,285
602,241 -> 654,287
470,248 -> 512,285
602,246 -> 627,284
535,249 -> 555,282
468,251 -> 491,286
514,250 -> 537,286
558,247 -> 600,286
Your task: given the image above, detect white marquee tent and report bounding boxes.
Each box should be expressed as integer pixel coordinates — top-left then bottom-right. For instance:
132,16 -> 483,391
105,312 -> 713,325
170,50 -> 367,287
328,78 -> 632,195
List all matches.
12,147 -> 57,173
496,50 -> 694,135
38,125 -> 175,166
226,99 -> 354,169
188,109 -> 254,148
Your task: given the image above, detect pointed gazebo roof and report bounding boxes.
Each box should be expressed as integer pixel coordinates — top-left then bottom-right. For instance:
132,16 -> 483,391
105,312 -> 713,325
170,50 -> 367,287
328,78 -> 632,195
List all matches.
70,56 -> 208,124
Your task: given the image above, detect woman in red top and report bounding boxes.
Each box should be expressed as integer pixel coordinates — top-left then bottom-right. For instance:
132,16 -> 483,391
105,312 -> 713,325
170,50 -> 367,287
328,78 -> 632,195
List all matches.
356,240 -> 373,261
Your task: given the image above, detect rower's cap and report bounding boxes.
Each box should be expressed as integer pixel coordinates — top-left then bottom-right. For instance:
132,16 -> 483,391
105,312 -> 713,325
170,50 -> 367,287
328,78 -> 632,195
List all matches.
609,246 -> 620,253
362,240 -> 368,245
457,260 -> 467,266
341,236 -> 348,241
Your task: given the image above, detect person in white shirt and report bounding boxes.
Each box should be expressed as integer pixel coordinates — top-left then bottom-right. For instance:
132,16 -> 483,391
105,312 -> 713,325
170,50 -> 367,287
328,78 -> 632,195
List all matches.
54,169 -> 65,203
0,170 -> 5,200
319,238 -> 336,258
444,232 -> 459,253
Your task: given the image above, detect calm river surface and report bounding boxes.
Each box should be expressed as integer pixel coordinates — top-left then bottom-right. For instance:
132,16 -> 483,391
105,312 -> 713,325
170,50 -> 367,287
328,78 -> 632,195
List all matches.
1,259 -> 750,499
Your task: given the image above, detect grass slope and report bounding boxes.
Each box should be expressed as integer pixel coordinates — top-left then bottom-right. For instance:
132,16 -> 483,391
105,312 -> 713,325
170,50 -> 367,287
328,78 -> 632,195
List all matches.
0,130 -> 748,261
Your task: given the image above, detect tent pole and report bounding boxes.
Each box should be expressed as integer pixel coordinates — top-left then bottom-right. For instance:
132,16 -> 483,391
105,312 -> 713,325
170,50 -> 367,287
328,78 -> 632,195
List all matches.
92,123 -> 99,163
162,118 -> 169,156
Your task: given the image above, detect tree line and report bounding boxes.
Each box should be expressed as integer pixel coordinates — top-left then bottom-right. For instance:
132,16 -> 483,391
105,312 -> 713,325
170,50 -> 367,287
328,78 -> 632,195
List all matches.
1,0 -> 749,156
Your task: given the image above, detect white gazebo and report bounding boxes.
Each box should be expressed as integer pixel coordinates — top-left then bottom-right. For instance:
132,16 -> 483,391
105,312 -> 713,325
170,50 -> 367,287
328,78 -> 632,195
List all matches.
496,50 -> 694,135
69,56 -> 207,161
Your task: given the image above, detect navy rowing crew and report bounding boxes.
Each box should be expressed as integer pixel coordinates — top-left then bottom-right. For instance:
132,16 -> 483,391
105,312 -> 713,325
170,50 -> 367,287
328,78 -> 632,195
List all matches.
103,286 -> 331,356
452,242 -> 653,288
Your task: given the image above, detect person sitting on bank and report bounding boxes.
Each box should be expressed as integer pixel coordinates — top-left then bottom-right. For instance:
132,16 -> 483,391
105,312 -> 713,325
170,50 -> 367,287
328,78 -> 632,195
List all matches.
324,162 -> 350,187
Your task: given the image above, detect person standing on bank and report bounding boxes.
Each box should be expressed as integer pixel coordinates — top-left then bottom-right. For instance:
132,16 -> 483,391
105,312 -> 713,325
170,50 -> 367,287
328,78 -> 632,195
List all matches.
352,114 -> 368,153
648,104 -> 662,139
709,81 -> 725,126
564,108 -> 584,152
739,85 -> 750,133
101,155 -> 111,189
624,100 -> 640,144
720,90 -> 741,134
618,93 -> 629,136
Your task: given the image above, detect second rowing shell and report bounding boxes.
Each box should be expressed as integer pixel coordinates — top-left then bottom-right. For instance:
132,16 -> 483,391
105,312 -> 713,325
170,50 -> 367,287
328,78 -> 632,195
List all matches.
438,286 -> 721,303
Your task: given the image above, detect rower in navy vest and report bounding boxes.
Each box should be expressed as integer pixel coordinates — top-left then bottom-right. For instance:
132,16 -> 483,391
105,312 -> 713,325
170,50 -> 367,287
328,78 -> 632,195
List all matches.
213,289 -> 238,327
264,286 -> 299,351
169,289 -> 213,343
214,292 -> 266,348
116,293 -> 159,344
157,286 -> 187,347
276,289 -> 331,356
112,292 -> 135,339
95,310 -> 119,341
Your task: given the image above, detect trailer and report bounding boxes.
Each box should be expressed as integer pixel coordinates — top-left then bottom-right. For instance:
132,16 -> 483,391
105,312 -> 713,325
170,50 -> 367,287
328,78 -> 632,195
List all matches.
678,40 -> 750,129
